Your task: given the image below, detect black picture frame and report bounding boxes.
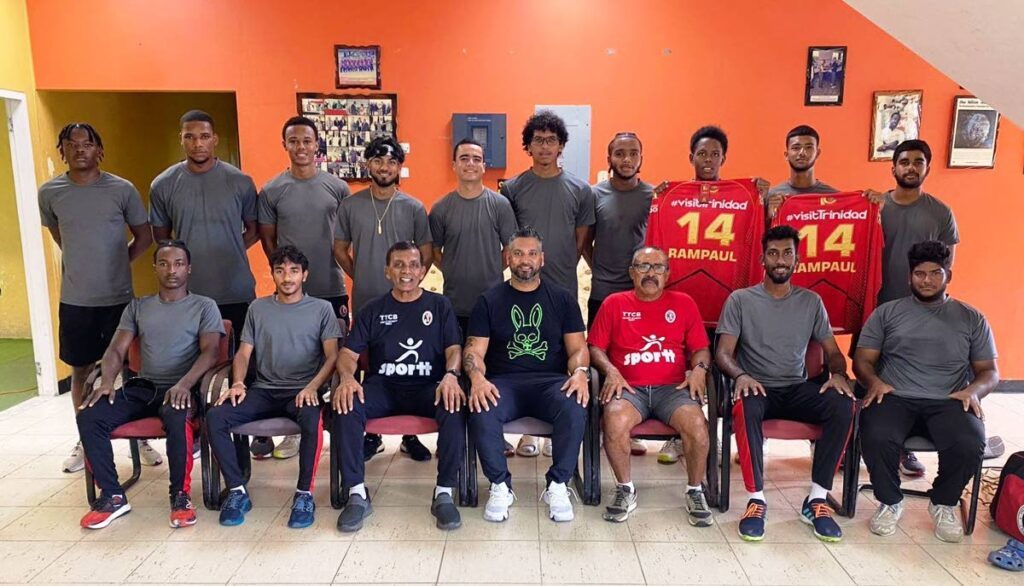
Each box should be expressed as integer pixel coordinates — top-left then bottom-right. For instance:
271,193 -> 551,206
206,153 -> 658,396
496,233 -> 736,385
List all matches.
334,44 -> 381,90
296,92 -> 398,182
947,95 -> 1000,169
804,46 -> 846,106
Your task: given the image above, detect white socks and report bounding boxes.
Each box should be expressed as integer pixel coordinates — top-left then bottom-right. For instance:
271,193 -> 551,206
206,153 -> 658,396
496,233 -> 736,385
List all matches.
687,484 -> 702,493
748,490 -> 766,502
618,481 -> 635,492
349,483 -> 367,499
231,485 -> 246,494
434,486 -> 453,498
809,482 -> 828,501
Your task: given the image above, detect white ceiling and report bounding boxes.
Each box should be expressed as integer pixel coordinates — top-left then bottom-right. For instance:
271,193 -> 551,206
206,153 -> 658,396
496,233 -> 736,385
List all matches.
844,0 -> 1024,124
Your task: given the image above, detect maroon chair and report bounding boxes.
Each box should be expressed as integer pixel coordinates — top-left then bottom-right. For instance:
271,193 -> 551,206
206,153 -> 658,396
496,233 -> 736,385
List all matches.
719,340 -> 860,515
83,320 -> 232,505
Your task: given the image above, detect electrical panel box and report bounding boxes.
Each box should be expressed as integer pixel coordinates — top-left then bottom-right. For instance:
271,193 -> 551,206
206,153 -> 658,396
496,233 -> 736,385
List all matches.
452,113 -> 506,168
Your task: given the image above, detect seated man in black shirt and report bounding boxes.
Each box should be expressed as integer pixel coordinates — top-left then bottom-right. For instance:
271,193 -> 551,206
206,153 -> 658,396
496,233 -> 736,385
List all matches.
464,227 -> 590,524
333,241 -> 465,532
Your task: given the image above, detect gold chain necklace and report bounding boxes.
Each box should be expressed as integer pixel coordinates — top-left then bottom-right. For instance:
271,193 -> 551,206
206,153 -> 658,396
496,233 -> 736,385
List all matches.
369,190 -> 396,235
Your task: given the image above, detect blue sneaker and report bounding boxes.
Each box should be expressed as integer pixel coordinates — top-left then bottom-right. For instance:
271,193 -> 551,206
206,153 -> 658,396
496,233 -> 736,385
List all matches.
219,489 -> 252,526
738,499 -> 767,542
288,492 -> 316,528
800,497 -> 842,542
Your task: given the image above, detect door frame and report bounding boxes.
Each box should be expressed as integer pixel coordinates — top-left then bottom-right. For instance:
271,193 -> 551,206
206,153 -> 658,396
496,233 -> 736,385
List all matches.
2,89 -> 58,396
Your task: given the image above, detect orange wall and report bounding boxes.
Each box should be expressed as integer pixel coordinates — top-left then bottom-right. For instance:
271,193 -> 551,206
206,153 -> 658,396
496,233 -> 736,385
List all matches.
25,0 -> 1024,376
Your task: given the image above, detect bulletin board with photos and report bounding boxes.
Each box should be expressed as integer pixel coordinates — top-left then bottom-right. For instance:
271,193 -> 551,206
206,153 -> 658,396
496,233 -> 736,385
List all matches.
296,93 -> 398,181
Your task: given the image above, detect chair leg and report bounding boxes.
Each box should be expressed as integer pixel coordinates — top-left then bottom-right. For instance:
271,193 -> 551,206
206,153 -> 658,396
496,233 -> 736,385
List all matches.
121,439 -> 142,492
200,421 -> 221,510
85,463 -> 98,506
705,417 -> 720,509
466,434 -> 478,508
720,413 -> 732,513
582,399 -> 601,506
330,429 -> 343,509
234,434 -> 252,485
966,461 -> 983,535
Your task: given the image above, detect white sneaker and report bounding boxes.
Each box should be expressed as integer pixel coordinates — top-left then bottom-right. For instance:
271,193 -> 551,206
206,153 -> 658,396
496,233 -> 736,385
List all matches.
541,438 -> 553,457
928,502 -> 964,543
138,440 -> 163,466
630,438 -> 648,456
273,435 -> 300,459
516,435 -> 540,457
484,482 -> 516,522
869,501 -> 904,536
542,481 -> 576,522
63,441 -> 85,473
658,439 -> 682,464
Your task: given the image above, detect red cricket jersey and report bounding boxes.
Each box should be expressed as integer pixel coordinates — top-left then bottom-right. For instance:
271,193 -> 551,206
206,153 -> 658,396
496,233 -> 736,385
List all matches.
644,180 -> 765,325
588,290 -> 709,386
772,192 -> 883,334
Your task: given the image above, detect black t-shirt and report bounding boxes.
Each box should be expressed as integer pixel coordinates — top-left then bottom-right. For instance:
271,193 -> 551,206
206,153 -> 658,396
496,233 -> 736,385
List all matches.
467,280 -> 585,376
346,290 -> 461,387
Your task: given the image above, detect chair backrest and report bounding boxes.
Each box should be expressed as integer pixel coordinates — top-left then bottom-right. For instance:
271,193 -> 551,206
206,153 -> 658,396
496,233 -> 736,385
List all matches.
805,339 -> 825,379
127,318 -> 232,372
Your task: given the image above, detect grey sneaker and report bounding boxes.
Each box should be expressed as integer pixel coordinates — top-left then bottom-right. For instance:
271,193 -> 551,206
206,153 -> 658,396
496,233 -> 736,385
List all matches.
337,493 -> 373,532
603,484 -> 638,523
869,501 -> 904,536
430,492 -> 461,530
928,502 -> 964,543
138,440 -> 163,466
685,488 -> 714,527
63,441 -> 85,473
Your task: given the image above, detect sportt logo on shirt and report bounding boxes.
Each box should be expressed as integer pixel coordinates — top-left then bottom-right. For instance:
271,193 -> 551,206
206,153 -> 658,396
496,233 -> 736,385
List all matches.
507,303 -> 548,361
379,338 -> 433,376
623,334 -> 677,366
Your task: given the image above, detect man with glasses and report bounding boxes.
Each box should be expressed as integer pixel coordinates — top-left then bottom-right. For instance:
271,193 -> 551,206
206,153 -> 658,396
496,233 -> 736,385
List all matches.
500,110 -> 595,458
333,135 -> 434,462
589,246 -> 713,525
77,240 -> 224,530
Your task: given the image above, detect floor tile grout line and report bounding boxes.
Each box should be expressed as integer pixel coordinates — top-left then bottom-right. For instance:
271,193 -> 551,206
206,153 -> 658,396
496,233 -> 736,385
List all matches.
918,541 -> 971,585
629,539 -> 648,585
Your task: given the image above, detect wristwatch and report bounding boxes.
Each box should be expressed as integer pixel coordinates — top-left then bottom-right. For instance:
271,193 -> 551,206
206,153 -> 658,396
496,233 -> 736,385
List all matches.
445,369 -> 460,379
572,366 -> 591,380
694,361 -> 709,372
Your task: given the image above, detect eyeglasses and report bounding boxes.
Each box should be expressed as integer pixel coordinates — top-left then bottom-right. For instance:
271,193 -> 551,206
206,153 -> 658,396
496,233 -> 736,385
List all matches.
530,136 -> 561,146
631,263 -> 668,274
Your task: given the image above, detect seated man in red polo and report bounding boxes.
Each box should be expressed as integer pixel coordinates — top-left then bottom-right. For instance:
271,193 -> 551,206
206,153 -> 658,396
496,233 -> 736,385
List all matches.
589,246 -> 713,526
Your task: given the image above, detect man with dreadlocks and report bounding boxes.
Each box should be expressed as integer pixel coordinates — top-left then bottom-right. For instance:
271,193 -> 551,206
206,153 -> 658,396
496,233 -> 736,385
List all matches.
39,122 -> 154,474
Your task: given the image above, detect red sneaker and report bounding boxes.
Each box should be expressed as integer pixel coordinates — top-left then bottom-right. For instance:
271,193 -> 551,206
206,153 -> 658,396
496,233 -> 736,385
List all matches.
80,494 -> 131,529
169,491 -> 197,528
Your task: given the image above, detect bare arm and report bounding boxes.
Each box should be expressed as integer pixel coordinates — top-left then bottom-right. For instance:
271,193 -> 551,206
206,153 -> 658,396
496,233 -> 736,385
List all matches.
563,331 -> 590,373
432,247 -> 444,269
258,223 -> 278,258
333,239 -> 355,278
231,342 -> 254,387
463,336 -> 490,382
242,220 -> 259,248
715,333 -> 766,399
47,225 -> 62,248
152,225 -> 173,242
418,242 -> 434,273
574,226 -> 591,262
580,226 -> 595,267
307,338 -> 339,392
127,223 -> 153,262
335,347 -> 360,381
962,359 -> 999,401
819,336 -> 854,397
82,329 -> 133,408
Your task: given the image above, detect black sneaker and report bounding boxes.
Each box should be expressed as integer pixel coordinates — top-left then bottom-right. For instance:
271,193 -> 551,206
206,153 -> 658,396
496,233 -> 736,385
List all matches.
338,493 -> 373,532
800,497 -> 842,542
363,434 -> 384,462
431,492 -> 462,530
899,450 -> 926,477
250,437 -> 274,459
738,498 -> 767,542
400,435 -> 431,462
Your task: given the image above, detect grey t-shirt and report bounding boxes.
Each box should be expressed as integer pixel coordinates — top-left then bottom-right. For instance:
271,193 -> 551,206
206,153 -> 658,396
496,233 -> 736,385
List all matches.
334,189 -> 431,314
241,295 -> 342,390
38,172 -> 148,306
258,170 -> 351,298
878,192 -> 959,304
500,170 -> 596,294
429,188 -> 518,317
117,293 -> 224,389
149,161 -> 258,305
717,284 -> 833,387
590,180 -> 654,302
767,180 -> 839,197
857,296 -> 996,400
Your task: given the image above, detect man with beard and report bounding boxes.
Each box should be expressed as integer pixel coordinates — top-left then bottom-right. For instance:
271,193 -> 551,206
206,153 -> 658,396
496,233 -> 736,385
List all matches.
464,227 -> 590,524
855,241 -> 997,543
334,135 -> 434,462
39,122 -> 153,473
206,246 -> 341,529
589,246 -> 713,525
715,225 -> 855,543
766,126 -> 839,219
257,116 -> 351,461
877,140 -> 960,478
500,110 -> 595,458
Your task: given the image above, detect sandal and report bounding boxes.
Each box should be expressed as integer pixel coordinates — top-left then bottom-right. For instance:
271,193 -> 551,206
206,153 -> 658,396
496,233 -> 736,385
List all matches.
988,538 -> 1024,572
516,436 -> 540,458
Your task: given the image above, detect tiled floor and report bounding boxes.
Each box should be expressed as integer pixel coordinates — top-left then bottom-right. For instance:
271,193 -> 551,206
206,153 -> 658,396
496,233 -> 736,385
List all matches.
0,392 -> 1022,584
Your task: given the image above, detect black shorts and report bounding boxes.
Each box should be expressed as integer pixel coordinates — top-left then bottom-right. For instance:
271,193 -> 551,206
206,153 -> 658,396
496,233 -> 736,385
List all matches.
58,302 -> 127,367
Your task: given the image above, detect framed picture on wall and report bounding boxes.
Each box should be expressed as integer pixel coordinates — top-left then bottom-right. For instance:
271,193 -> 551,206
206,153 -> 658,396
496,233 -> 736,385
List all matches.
947,96 -> 999,168
296,93 -> 397,181
869,90 -> 923,161
804,46 -> 846,106
334,45 -> 381,89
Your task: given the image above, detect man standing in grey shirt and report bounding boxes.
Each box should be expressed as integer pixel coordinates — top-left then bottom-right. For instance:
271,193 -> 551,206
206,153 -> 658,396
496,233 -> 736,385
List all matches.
585,132 -> 653,329
39,122 -> 154,474
258,116 -> 351,461
333,135 -> 433,461
430,138 -> 517,337
206,246 -> 341,530
500,110 -> 595,296
150,110 -> 259,345
766,125 -> 839,220
716,225 -> 854,543
855,241 -> 997,543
